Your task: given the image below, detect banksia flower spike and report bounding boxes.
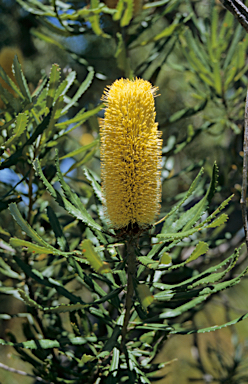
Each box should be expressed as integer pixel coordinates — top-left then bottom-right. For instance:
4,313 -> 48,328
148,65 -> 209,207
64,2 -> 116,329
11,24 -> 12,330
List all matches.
100,78 -> 162,230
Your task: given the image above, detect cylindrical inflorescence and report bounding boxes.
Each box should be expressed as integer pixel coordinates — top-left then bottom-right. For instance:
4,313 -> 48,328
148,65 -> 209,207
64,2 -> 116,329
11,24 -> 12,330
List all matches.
100,78 -> 162,229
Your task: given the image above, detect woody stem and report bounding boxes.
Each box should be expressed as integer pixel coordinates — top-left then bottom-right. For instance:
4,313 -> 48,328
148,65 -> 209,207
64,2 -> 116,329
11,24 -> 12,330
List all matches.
121,239 -> 136,346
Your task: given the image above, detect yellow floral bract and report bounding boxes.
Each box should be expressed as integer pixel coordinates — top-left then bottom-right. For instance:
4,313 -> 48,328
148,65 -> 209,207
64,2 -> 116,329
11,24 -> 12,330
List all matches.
100,78 -> 162,229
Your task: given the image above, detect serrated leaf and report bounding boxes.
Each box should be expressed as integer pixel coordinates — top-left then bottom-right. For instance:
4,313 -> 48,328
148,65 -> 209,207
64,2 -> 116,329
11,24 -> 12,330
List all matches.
54,154 -> 102,230
10,238 -> 57,255
59,140 -> 99,160
43,95 -> 64,141
0,111 -> 51,170
207,213 -> 228,228
81,239 -> 111,274
0,82 -> 22,112
46,64 -> 61,109
3,112 -> 28,149
0,61 -> 23,99
171,312 -> 248,335
137,256 -> 159,270
9,203 -> 56,249
61,69 -> 94,114
13,55 -> 31,101
18,289 -> 43,309
0,335 -> 97,349
186,241 -> 208,263
56,104 -> 102,130
158,167 -> 204,229
84,167 -> 102,201
33,158 -> 102,231
54,70 -> 76,100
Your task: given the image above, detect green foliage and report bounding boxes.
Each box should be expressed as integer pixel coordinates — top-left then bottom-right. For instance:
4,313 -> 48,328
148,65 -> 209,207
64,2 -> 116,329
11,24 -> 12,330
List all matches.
0,1 -> 247,383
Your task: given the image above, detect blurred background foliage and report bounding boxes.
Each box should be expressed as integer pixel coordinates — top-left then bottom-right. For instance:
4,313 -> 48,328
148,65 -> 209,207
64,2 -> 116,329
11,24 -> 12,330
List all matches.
0,0 -> 248,383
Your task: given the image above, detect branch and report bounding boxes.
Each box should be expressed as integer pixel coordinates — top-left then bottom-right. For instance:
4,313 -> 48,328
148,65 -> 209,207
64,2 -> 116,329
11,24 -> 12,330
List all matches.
121,240 -> 136,347
0,362 -> 52,383
220,0 -> 248,32
241,88 -> 248,252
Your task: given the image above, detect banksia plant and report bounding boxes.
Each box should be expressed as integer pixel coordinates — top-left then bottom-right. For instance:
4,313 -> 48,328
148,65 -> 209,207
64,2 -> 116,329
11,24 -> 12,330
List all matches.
100,78 -> 162,231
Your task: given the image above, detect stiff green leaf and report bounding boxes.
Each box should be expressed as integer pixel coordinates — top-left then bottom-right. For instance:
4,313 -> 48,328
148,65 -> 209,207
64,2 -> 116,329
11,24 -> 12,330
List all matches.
84,167 -> 102,202
169,99 -> 208,123
31,30 -> 65,50
186,241 -> 208,263
13,55 -> 31,101
207,213 -> 228,228
46,63 -> 61,109
9,203 -> 55,249
18,289 -> 43,309
0,335 -> 97,349
59,140 -> 99,160
34,158 -> 102,231
171,312 -> 248,335
0,111 -> 51,170
81,239 -> 111,274
61,69 -> 94,114
109,347 -> 120,376
0,62 -> 23,99
3,112 -> 28,149
121,0 -> 133,27
54,70 -> 76,100
0,257 -> 21,280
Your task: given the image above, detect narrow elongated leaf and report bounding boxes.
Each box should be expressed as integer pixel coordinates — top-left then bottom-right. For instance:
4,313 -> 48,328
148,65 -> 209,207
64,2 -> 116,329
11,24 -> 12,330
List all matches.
0,62 -> 23,99
84,167 -> 102,201
157,167 -> 204,229
9,203 -> 55,249
207,213 -> 228,228
185,241 -> 208,263
46,63 -> 61,109
18,289 -> 43,309
14,256 -> 85,304
121,0 -> 133,27
0,257 -> 21,279
169,99 -> 208,123
81,239 -> 111,274
0,335 -> 97,349
109,347 -> 120,376
59,140 -> 99,160
10,238 -> 56,255
3,112 -> 28,149
0,111 -> 51,170
61,69 -> 94,114
171,312 -> 248,335
54,70 -> 76,101
13,55 -> 31,101
56,104 -> 102,129
33,158 -> 102,231
47,206 -> 68,251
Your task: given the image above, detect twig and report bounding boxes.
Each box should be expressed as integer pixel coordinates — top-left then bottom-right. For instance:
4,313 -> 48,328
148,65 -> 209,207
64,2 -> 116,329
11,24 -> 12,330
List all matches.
220,0 -> 248,32
0,362 -> 52,383
241,88 -> 248,252
121,240 -> 136,347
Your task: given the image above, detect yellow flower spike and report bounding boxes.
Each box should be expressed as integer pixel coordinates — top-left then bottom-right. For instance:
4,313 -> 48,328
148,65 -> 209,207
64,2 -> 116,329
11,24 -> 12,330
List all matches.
100,78 -> 162,230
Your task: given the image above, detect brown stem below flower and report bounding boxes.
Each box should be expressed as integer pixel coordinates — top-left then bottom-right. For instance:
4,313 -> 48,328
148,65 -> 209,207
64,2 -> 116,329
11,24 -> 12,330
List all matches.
121,239 -> 136,348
